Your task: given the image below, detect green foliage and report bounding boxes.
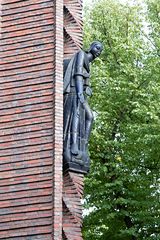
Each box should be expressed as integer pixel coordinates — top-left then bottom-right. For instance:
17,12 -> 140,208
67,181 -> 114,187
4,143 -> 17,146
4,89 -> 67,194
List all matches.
83,0 -> 160,239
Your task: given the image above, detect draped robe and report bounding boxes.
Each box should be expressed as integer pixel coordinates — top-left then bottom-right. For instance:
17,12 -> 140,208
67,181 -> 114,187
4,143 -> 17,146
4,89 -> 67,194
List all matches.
63,51 -> 91,173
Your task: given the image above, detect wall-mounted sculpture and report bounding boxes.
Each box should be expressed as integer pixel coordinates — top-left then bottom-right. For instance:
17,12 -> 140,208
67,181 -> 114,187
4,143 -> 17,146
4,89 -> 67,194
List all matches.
63,41 -> 103,174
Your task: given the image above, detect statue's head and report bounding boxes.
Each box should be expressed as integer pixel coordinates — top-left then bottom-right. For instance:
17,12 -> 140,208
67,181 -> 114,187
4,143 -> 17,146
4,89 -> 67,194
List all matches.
88,41 -> 103,59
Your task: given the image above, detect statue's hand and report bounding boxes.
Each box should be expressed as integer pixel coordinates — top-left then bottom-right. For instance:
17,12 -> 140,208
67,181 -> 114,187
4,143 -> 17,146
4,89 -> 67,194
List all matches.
78,93 -> 85,104
85,86 -> 92,96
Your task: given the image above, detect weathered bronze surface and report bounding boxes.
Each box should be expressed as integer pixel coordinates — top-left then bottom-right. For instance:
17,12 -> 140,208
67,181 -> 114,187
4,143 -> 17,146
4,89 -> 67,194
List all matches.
63,41 -> 103,173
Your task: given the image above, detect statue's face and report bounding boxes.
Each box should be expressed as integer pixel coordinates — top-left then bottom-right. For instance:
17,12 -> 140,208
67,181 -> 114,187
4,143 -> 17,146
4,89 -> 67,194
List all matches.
90,43 -> 103,58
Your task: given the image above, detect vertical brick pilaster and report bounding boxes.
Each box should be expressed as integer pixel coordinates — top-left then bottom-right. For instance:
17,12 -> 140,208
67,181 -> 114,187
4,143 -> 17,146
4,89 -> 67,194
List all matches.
0,2 -> 1,38
52,0 -> 64,239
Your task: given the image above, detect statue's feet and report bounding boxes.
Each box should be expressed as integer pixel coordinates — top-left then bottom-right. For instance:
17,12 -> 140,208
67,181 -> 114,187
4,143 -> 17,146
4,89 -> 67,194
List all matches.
71,143 -> 79,155
84,148 -> 90,166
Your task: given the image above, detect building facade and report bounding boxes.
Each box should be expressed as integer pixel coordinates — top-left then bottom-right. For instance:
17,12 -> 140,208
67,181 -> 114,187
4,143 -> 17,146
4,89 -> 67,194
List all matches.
0,0 -> 83,239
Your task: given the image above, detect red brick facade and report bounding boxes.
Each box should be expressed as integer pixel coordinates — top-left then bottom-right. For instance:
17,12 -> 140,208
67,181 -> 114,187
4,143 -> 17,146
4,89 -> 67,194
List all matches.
64,0 -> 83,58
63,172 -> 84,240
0,0 -> 83,239
0,0 -> 56,239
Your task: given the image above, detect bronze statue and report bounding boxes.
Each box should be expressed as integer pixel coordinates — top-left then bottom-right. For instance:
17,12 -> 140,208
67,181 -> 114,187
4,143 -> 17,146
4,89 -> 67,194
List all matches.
63,41 -> 103,173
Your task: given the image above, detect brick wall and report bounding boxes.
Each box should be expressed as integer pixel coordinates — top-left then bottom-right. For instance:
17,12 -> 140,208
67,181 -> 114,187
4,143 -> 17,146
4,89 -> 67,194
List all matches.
0,0 -> 83,239
53,0 -> 63,239
0,0 -> 61,239
64,0 -> 83,58
63,1 -> 84,239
